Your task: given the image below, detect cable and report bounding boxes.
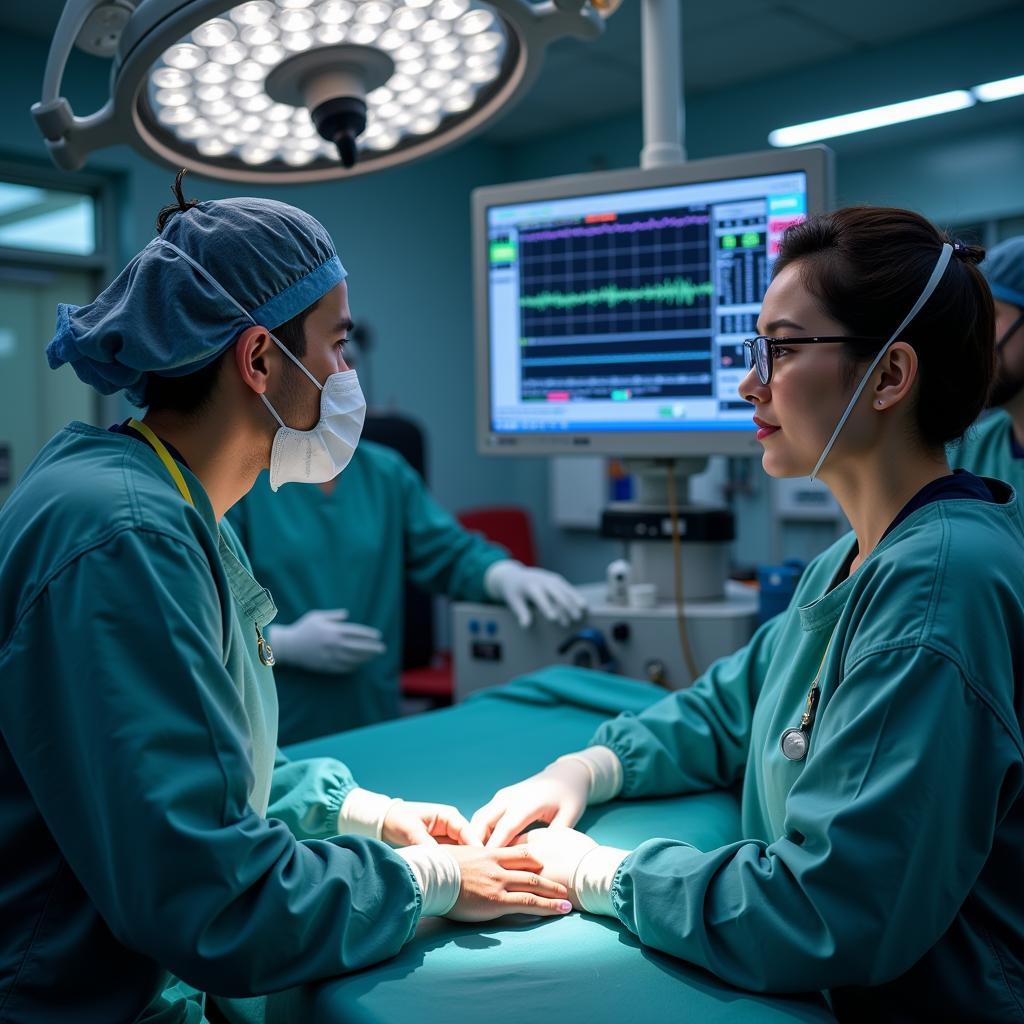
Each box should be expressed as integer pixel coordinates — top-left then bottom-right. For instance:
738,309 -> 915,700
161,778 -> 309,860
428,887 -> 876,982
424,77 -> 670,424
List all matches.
665,460 -> 702,683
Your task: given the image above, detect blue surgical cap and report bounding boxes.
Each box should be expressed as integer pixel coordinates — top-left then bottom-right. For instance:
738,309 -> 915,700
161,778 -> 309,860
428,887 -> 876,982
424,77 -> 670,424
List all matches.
46,196 -> 347,405
982,236 -> 1024,309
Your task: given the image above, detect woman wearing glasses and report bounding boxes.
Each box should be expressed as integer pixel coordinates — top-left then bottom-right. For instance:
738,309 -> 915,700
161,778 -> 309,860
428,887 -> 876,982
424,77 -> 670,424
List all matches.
471,207 -> 1024,1021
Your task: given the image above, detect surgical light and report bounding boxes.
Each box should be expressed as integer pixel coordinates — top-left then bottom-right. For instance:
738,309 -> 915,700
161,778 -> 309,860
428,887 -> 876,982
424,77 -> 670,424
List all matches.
34,0 -> 610,182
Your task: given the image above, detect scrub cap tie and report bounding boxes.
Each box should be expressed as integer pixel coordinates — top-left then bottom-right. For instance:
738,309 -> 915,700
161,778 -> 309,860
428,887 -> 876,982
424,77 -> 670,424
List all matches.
46,196 -> 346,406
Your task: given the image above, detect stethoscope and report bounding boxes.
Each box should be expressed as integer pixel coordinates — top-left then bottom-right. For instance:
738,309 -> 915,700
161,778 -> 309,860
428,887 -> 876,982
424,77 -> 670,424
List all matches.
128,418 -> 276,668
779,627 -> 836,761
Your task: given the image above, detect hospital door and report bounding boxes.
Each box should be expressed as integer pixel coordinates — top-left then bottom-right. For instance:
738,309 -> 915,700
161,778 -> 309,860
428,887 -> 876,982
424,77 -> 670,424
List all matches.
0,268 -> 99,505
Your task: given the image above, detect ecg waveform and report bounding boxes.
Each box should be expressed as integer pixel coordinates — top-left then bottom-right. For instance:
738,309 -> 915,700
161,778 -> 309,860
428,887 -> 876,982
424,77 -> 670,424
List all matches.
520,277 -> 715,313
519,214 -> 710,243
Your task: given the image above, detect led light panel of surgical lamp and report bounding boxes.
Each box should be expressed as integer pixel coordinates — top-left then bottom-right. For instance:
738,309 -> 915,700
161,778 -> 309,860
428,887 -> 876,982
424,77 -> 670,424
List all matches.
33,0 -> 611,182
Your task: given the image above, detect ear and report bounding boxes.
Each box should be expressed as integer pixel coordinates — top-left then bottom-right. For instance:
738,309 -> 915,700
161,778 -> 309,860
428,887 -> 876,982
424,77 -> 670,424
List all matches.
233,325 -> 274,396
873,341 -> 918,410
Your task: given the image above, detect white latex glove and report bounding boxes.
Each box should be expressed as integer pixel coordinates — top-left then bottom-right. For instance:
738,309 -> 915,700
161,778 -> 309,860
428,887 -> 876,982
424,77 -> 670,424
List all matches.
521,827 -> 629,916
470,758 -> 591,849
270,609 -> 385,674
519,825 -> 597,889
382,801 -> 485,847
340,789 -> 483,846
484,560 -> 587,629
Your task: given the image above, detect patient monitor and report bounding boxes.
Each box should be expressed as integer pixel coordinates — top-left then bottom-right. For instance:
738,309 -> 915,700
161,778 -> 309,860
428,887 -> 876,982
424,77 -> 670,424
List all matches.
473,147 -> 833,459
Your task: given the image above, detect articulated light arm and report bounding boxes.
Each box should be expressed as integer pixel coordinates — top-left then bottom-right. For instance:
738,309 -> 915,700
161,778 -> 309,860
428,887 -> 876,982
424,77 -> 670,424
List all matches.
33,0 -> 127,170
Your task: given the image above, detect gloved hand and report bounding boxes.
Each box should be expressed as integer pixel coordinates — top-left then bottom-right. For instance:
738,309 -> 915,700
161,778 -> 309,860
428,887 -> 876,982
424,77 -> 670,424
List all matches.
470,758 -> 591,849
445,845 -> 573,922
382,801 -> 485,847
521,827 -> 630,916
518,826 -> 598,890
484,560 -> 587,629
269,609 -> 385,674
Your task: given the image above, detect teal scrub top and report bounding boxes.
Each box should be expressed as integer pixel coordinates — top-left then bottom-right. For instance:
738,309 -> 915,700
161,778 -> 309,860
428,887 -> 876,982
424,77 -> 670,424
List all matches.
0,424 -> 423,1024
593,481 -> 1024,1021
228,440 -> 506,742
949,410 -> 1024,492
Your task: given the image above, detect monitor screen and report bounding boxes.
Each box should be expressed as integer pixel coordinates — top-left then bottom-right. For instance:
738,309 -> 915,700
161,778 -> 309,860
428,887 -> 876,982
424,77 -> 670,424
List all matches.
473,148 -> 833,457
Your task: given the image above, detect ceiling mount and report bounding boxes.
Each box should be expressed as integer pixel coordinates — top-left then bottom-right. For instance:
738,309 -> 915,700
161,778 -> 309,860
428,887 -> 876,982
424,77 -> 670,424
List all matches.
266,44 -> 394,166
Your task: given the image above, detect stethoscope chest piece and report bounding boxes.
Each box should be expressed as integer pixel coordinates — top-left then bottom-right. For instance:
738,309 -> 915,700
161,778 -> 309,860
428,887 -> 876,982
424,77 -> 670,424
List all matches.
258,640 -> 275,667
255,624 -> 275,667
780,727 -> 809,761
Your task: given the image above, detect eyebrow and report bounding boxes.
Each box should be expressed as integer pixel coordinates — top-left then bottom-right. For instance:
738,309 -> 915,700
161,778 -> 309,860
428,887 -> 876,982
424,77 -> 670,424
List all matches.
336,317 -> 354,333
757,318 -> 805,334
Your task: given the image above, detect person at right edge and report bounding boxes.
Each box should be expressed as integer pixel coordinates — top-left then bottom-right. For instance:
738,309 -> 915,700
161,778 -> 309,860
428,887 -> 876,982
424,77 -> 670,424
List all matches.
950,235 -> 1024,489
472,208 -> 1024,1022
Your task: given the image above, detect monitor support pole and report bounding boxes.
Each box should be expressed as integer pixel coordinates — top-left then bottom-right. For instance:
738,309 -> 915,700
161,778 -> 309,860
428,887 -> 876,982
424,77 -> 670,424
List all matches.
641,0 -> 685,170
607,1 -> 739,619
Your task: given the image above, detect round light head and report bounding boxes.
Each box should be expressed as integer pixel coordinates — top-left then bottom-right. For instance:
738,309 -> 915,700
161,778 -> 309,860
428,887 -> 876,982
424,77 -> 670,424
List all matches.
33,0 -> 606,181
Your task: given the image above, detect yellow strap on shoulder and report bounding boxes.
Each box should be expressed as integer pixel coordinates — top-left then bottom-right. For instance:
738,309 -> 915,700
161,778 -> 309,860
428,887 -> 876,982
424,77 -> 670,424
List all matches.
128,418 -> 194,507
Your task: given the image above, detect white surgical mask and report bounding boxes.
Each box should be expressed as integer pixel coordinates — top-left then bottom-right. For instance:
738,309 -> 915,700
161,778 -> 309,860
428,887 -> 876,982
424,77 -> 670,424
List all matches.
260,335 -> 366,491
809,242 -> 953,480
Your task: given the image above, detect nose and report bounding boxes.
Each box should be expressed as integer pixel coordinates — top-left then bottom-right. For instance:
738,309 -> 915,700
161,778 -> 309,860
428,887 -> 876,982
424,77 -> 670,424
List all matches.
739,365 -> 768,405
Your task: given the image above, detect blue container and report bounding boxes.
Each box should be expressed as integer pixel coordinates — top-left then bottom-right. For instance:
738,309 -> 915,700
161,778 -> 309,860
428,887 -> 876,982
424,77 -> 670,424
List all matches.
757,560 -> 805,625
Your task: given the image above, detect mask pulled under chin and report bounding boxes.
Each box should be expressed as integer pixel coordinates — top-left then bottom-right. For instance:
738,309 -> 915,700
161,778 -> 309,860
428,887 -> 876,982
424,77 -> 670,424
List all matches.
267,369 -> 366,491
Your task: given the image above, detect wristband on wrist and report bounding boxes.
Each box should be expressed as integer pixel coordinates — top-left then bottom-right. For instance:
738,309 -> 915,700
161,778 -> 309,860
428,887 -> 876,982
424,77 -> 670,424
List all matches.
338,788 -> 399,840
569,846 -> 630,917
555,746 -> 623,804
397,846 -> 461,917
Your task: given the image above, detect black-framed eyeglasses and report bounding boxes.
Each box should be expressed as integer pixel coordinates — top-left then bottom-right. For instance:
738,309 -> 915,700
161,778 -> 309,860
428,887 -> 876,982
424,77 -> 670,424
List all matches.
742,335 -> 888,386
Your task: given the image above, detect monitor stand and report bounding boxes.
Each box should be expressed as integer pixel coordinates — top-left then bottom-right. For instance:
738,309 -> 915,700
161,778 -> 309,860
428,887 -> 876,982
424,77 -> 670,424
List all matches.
601,458 -> 734,602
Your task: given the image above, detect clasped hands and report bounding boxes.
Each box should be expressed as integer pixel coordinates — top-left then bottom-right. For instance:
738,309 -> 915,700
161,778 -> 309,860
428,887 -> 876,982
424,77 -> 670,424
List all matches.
387,757 -> 597,916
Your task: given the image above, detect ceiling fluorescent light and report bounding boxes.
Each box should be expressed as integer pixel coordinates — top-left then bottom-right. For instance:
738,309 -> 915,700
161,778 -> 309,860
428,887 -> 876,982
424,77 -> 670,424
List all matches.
768,90 -> 975,147
973,74 -> 1024,102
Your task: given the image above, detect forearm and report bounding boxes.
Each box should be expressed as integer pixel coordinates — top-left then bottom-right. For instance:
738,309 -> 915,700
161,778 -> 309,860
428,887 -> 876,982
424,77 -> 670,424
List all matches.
590,616 -> 785,797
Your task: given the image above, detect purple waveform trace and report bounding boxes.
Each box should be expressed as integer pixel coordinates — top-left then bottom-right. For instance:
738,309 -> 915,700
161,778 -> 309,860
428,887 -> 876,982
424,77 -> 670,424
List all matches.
520,214 -> 710,242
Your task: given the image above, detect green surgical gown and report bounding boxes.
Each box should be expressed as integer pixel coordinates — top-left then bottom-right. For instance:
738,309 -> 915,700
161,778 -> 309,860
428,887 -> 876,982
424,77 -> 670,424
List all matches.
949,410 -> 1024,493
592,481 -> 1024,1021
0,424 -> 423,1024
228,440 -> 506,742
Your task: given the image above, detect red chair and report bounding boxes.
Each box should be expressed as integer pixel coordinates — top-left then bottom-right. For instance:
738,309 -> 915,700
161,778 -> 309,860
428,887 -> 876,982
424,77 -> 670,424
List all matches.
401,506 -> 538,706
456,506 -> 538,567
400,650 -> 454,702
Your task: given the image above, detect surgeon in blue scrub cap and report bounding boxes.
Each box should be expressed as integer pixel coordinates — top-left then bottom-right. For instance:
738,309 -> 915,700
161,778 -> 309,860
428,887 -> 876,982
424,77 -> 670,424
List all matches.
48,177 -> 346,408
950,235 -> 1024,491
0,172 -> 572,1024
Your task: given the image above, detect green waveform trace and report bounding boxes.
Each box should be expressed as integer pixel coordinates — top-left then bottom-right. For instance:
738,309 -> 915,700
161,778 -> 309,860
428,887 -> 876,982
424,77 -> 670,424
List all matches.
520,277 -> 714,312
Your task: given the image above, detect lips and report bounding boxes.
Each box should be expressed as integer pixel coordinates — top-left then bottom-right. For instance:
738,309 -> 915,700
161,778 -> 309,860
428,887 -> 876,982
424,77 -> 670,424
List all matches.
753,416 -> 781,441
